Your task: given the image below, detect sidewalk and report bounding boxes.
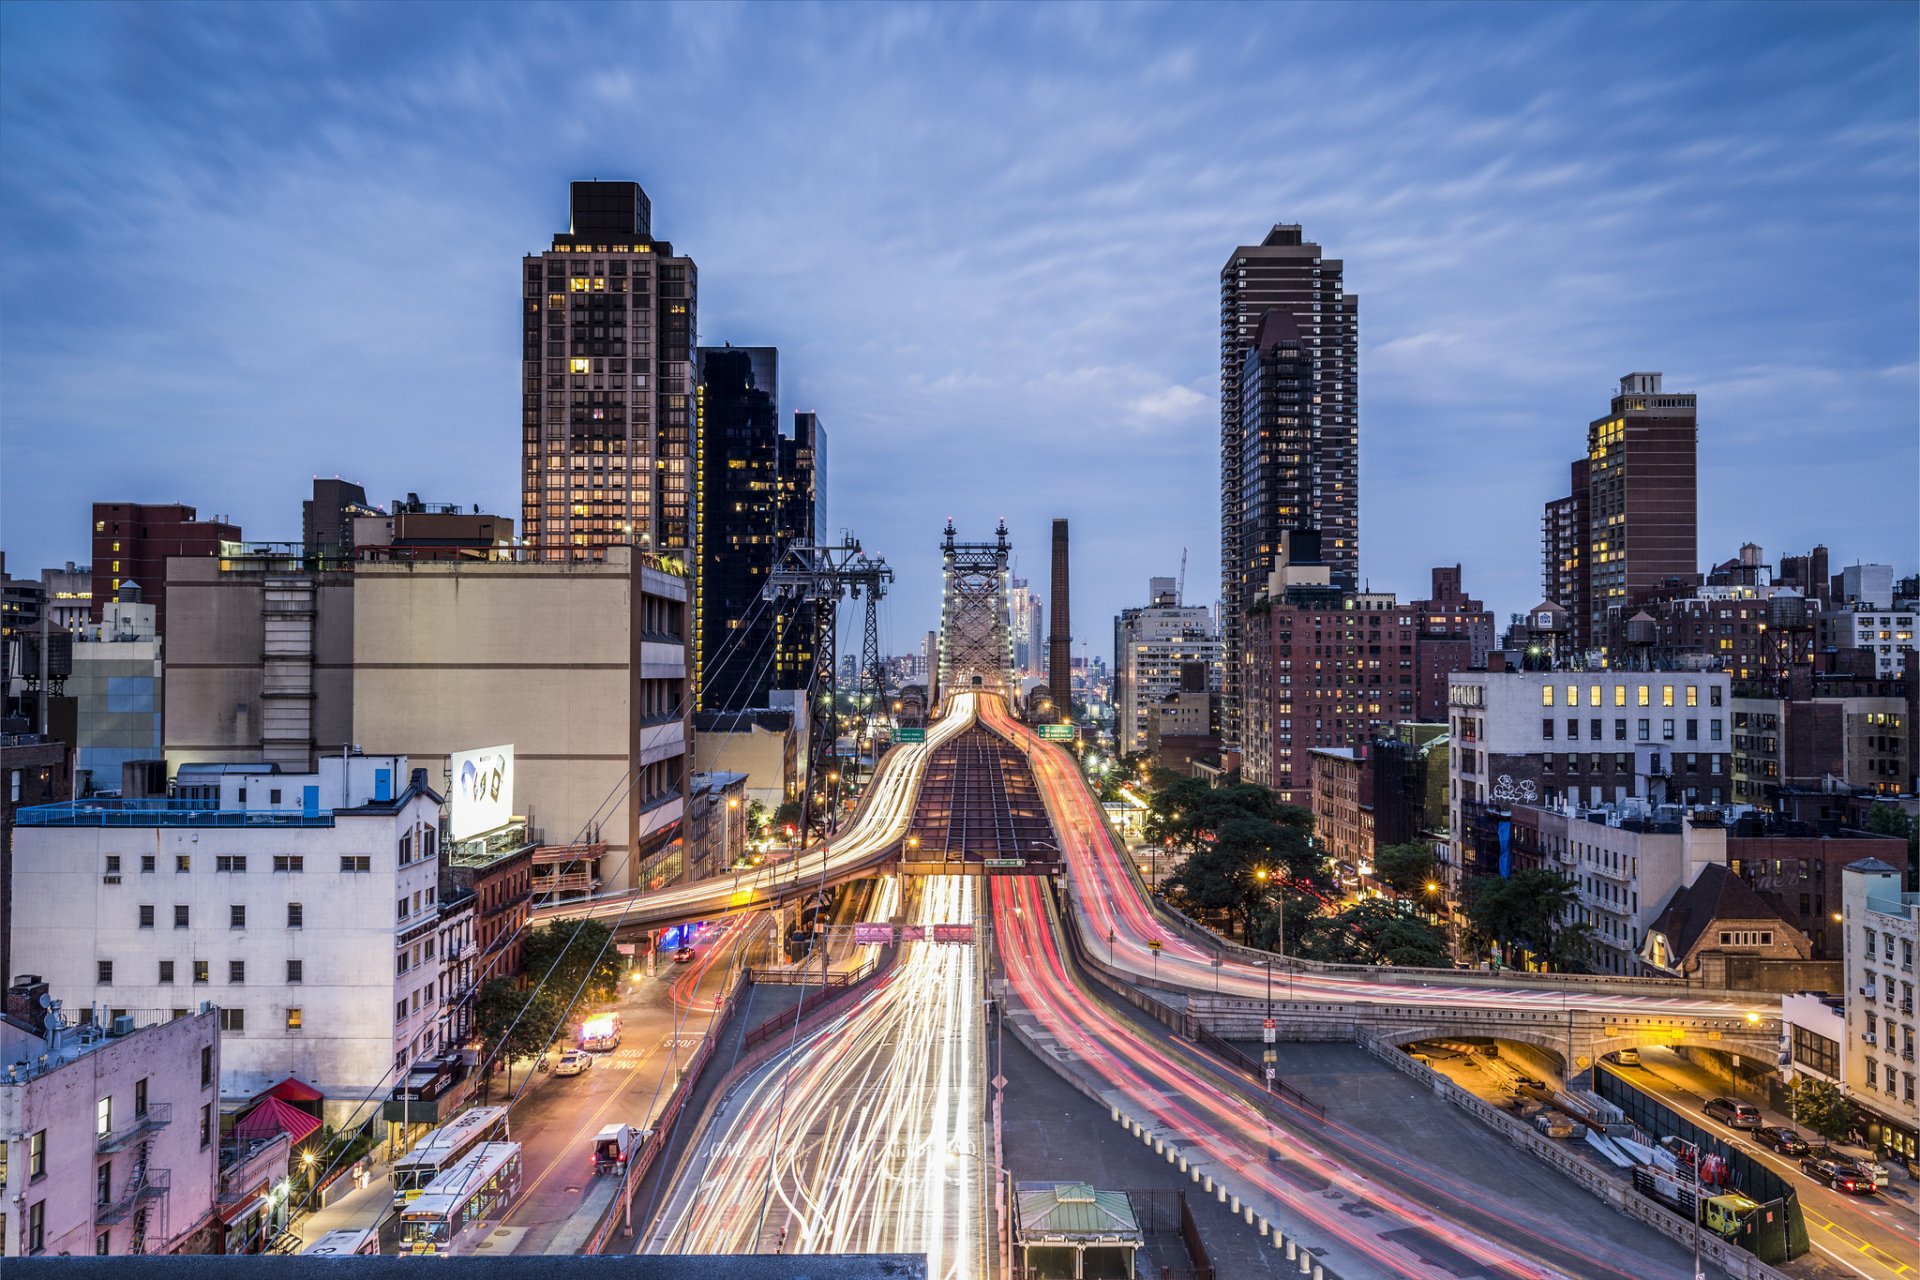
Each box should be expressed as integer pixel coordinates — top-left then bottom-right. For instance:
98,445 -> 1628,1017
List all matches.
289,1164 -> 397,1247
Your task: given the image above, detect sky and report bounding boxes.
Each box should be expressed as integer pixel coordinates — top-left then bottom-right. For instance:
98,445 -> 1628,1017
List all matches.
2,1 -> 1915,662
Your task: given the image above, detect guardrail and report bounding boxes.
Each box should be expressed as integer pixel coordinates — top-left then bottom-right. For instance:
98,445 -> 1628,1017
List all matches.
743,954 -> 887,1049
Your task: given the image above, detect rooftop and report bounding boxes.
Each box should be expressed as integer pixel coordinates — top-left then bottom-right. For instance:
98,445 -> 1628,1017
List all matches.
16,798 -> 336,828
4,1006 -> 201,1086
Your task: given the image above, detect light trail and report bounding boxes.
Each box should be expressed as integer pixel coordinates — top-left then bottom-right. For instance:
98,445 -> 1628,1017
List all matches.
978,694 -> 1772,1022
536,692 -> 980,931
650,874 -> 982,1278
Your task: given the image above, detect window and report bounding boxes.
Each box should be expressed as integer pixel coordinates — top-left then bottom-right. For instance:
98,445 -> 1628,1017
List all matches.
397,898 -> 410,922
158,960 -> 175,984
287,959 -> 303,984
193,960 -> 209,984
1685,686 -> 1698,707
1638,719 -> 1651,741
1710,686 -> 1723,707
1590,719 -> 1602,741
28,1200 -> 44,1254
215,855 -> 246,873
97,960 -> 113,985
399,832 -> 413,865
141,855 -> 155,873
176,855 -> 190,873
139,904 -> 154,928
135,1079 -> 147,1116
30,1128 -> 47,1177
341,855 -> 371,873
1614,719 -> 1627,740
200,1102 -> 213,1147
96,1162 -> 112,1205
1588,685 -> 1601,707
288,902 -> 304,928
1542,718 -> 1555,740
174,904 -> 189,928
1662,685 -> 1675,707
269,789 -> 281,804
286,1007 -> 303,1032
229,960 -> 245,984
1710,720 -> 1723,741
97,1232 -> 111,1257
201,1046 -> 213,1086
1614,686 -> 1626,707
1567,719 -> 1580,741
220,1008 -> 245,1033
1662,719 -> 1676,741
106,854 -> 121,875
1542,686 -> 1555,707
1637,685 -> 1650,707
273,855 -> 304,873
396,1000 -> 408,1021
1685,720 -> 1698,741
230,905 -> 247,929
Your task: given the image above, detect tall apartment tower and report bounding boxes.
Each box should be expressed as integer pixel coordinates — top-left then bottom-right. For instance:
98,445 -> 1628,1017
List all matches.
521,181 -> 698,560
1219,224 -> 1359,747
1541,373 -> 1698,647
694,346 -> 780,710
773,411 -> 826,694
1542,458 -> 1593,650
1048,519 -> 1072,718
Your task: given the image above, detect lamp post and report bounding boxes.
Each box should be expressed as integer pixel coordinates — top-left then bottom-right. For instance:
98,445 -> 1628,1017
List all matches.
1260,957 -> 1277,1091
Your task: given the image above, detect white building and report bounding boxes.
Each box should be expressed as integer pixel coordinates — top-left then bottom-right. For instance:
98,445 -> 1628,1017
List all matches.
1842,858 -> 1917,1163
1818,605 -> 1917,680
11,755 -> 445,1124
1782,991 -> 1846,1090
1113,579 -> 1217,755
2,984 -> 221,1257
1446,666 -> 1732,887
70,596 -> 164,793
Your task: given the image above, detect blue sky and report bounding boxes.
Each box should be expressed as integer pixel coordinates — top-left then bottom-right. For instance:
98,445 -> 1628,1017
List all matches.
2,1 -> 1914,658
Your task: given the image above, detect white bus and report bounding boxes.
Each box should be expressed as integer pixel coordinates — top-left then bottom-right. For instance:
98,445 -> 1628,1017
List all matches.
390,1105 -> 511,1207
398,1141 -> 523,1256
302,1228 -> 379,1257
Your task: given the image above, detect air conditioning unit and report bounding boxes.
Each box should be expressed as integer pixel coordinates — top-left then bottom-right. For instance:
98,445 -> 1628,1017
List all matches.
1860,986 -> 1877,998
1863,1033 -> 1876,1046
109,1015 -> 135,1037
102,875 -> 121,885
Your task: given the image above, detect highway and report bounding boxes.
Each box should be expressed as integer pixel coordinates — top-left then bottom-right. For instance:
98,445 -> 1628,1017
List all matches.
648,874 -> 984,1278
978,694 -> 1774,1021
533,691 -> 981,931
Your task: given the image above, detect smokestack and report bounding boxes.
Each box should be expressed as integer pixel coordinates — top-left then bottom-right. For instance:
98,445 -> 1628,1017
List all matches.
1048,519 -> 1071,719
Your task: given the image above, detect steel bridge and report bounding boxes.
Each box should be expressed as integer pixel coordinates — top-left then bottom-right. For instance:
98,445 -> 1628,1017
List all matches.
938,518 -> 1013,697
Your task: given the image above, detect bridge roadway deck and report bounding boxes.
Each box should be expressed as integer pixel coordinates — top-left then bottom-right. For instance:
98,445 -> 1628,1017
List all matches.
901,723 -> 1056,872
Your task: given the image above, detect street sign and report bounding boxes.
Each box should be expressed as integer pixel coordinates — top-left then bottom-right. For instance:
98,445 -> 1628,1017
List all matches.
899,925 -> 926,942
932,924 -> 975,944
1146,939 -> 1163,952
616,943 -> 636,956
991,1074 -> 1009,1093
1038,724 -> 1074,741
896,727 -> 926,743
853,923 -> 896,945
983,858 -> 1026,869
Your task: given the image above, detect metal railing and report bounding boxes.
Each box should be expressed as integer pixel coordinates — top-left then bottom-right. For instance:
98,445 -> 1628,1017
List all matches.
99,1103 -> 172,1153
97,1168 -> 171,1222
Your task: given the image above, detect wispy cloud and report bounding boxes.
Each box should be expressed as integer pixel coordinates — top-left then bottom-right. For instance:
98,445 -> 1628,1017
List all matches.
0,0 -> 1913,643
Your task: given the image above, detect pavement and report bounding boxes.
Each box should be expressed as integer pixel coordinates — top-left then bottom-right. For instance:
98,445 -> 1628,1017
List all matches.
1605,1047 -> 1918,1280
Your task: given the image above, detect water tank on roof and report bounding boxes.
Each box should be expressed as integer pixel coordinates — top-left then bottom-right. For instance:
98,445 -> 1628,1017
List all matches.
1768,594 -> 1810,632
1624,614 -> 1658,647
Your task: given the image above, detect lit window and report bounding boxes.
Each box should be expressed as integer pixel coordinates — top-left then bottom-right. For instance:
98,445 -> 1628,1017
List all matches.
1638,686 -> 1650,707
570,358 -> 591,374
1543,687 -> 1555,707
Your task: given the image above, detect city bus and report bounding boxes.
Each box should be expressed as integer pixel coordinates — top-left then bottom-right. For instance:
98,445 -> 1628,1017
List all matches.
302,1228 -> 379,1257
398,1141 -> 523,1256
390,1105 -> 511,1207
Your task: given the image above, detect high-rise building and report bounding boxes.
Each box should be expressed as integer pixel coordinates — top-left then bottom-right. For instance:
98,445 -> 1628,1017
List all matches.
90,502 -> 241,632
1113,578 -> 1217,756
695,346 -> 780,711
1542,458 -> 1592,650
1219,224 -> 1359,747
773,411 -> 825,694
1048,520 -> 1072,717
1553,373 -> 1698,644
521,181 -> 698,561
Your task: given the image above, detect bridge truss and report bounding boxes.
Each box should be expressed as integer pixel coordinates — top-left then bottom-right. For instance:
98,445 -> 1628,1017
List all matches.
938,519 -> 1013,698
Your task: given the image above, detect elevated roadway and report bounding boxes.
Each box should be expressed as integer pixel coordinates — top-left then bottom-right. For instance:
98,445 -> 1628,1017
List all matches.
531,692 -> 980,932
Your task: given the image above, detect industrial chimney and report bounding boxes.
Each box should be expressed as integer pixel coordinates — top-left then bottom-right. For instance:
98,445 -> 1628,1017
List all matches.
1048,519 -> 1071,719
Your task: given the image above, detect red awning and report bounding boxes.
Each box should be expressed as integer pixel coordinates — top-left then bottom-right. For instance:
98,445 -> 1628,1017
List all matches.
260,1077 -> 324,1104
233,1095 -> 323,1146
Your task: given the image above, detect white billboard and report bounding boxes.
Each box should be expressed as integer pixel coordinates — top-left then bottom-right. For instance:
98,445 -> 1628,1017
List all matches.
449,745 -> 514,840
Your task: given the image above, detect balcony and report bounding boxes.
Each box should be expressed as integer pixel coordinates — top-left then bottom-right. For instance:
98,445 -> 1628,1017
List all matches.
99,1103 -> 172,1153
97,1169 -> 171,1222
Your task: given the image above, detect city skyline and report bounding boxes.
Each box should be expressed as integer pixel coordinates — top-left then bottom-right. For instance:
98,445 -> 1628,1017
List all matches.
1,2 -> 1915,650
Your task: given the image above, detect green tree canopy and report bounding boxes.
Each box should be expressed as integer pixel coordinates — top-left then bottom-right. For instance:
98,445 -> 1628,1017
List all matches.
1788,1078 -> 1858,1143
1461,869 -> 1590,972
1156,779 -> 1328,943
1372,841 -> 1439,896
522,920 -> 627,1008
1295,898 -> 1450,968
472,978 -> 567,1062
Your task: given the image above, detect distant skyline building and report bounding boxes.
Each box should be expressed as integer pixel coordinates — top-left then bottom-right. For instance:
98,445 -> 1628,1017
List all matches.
90,502 -> 241,633
302,477 -> 379,563
773,410 -> 825,695
1542,372 -> 1698,647
1219,224 -> 1359,747
1048,519 -> 1072,716
1009,577 -> 1044,678
695,345 -> 780,710
1113,577 -> 1217,756
521,180 -> 698,561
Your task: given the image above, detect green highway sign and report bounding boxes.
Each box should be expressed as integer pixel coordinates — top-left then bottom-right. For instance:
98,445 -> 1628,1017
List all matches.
1038,724 -> 1075,741
895,727 -> 926,743
983,858 -> 1026,869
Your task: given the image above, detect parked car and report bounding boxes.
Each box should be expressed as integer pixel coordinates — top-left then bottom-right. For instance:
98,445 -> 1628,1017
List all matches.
1802,1155 -> 1875,1194
1809,1147 -> 1889,1190
1703,1097 -> 1762,1129
1613,1048 -> 1641,1067
554,1048 -> 593,1077
1756,1127 -> 1808,1156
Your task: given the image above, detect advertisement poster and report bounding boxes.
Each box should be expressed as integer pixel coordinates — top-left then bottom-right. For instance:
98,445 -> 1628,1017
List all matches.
449,745 -> 514,840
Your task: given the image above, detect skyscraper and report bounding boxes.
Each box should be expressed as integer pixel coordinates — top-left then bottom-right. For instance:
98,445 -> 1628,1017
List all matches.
1219,224 -> 1359,747
694,346 -> 780,710
1541,373 -> 1698,647
773,410 -> 826,694
521,181 -> 698,561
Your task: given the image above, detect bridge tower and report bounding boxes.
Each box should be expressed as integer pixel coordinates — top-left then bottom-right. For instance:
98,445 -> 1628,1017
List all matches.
939,519 -> 1013,698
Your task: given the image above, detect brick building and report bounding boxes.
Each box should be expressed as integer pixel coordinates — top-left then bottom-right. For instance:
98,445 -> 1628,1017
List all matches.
1728,822 -> 1912,960
90,502 -> 241,632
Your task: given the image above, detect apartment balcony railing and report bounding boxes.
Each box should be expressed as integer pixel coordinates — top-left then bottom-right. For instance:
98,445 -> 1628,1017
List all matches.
97,1169 -> 171,1222
98,1103 -> 172,1153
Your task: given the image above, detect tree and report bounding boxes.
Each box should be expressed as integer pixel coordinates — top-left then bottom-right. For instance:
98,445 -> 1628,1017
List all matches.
522,921 -> 626,1007
1461,869 -> 1587,972
1372,841 -> 1438,896
746,799 -> 771,837
1863,804 -> 1918,873
473,978 -> 567,1062
1295,898 -> 1450,968
1788,1078 -> 1858,1144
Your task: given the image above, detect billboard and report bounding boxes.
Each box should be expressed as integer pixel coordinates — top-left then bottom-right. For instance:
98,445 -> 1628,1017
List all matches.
449,745 -> 514,840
